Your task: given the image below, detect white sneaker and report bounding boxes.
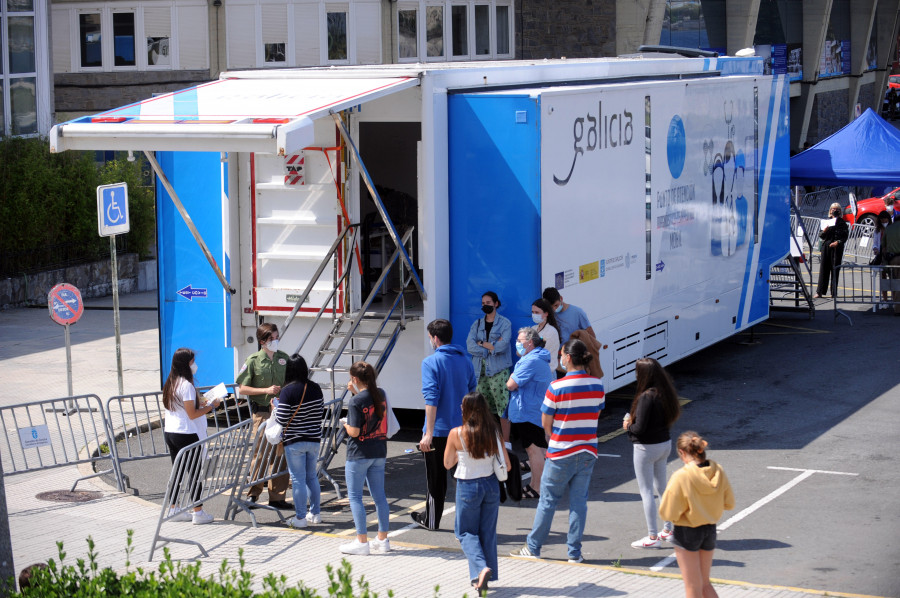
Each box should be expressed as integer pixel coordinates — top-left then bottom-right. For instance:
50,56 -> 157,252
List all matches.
306,512 -> 321,524
658,528 -> 674,541
370,538 -> 391,554
631,535 -> 661,548
167,507 -> 193,522
290,516 -> 308,529
339,540 -> 370,555
192,509 -> 214,525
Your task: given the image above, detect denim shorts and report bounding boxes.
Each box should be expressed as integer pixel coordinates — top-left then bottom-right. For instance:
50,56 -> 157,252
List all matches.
671,523 -> 717,552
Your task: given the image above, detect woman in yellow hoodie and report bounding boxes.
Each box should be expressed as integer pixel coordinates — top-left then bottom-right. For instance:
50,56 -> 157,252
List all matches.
659,431 -> 735,598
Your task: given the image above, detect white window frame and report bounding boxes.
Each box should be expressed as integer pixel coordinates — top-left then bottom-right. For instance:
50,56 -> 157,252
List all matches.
109,8 -> 138,71
258,2 -> 291,67
400,1 -> 514,63
2,0 -> 50,137
323,2 -> 351,65
143,5 -> 176,71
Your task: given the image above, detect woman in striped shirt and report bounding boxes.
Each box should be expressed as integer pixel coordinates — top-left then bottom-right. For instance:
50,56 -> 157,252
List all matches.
275,353 -> 324,529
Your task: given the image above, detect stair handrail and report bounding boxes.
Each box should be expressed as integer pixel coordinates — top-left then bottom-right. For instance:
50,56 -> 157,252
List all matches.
327,227 -> 415,372
285,225 -> 360,354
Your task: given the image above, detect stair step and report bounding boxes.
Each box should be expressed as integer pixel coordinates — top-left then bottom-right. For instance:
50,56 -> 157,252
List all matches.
329,330 -> 396,339
320,348 -> 384,355
310,366 -> 351,373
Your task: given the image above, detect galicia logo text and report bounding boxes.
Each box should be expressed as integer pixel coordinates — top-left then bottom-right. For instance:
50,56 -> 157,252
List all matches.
553,101 -> 634,186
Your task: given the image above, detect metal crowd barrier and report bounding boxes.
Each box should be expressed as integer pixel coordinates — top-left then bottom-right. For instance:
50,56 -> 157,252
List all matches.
148,418 -> 254,560
0,395 -> 124,491
832,263 -> 900,325
797,186 -> 851,217
842,223 -> 876,265
104,384 -> 248,478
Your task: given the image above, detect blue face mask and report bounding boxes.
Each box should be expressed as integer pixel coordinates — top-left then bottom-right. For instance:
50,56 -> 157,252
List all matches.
554,303 -> 563,314
515,341 -> 526,356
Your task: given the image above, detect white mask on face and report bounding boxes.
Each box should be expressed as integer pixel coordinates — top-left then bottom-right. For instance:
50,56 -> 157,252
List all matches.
531,313 -> 544,325
266,339 -> 279,352
190,362 -> 198,375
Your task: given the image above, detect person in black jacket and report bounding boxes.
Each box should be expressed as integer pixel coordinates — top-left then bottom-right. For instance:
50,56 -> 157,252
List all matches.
623,358 -> 681,549
814,203 -> 850,298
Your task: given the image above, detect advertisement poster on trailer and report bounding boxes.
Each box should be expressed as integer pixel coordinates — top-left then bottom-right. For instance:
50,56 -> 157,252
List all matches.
540,78 -> 758,329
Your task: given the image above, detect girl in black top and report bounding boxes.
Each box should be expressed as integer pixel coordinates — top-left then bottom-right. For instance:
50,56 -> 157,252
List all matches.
623,357 -> 681,549
339,361 -> 391,556
275,354 -> 324,528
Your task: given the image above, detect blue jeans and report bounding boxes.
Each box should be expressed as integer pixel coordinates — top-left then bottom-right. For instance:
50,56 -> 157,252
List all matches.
284,441 -> 321,518
454,475 -> 500,582
345,458 -> 390,536
526,451 -> 596,560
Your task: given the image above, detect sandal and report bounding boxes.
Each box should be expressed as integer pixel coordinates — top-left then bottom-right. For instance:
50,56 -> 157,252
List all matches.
474,567 -> 491,593
522,484 -> 540,499
520,461 -> 532,473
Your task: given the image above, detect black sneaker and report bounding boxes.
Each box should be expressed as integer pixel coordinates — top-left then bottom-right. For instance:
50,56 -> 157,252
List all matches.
268,499 -> 293,510
410,511 -> 435,530
247,495 -> 260,509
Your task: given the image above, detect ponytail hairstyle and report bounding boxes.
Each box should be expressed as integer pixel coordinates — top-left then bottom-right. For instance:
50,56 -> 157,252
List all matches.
676,431 -> 709,462
561,338 -> 593,369
460,392 -> 500,458
283,354 -> 309,389
349,361 -> 384,421
163,347 -> 195,411
532,298 -> 561,340
630,357 -> 681,427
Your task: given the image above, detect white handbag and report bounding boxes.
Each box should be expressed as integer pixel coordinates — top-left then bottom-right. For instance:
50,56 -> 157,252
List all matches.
492,435 -> 508,482
264,383 -> 307,445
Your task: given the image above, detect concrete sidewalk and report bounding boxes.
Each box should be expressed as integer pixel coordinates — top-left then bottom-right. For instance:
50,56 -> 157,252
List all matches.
6,465 -> 863,598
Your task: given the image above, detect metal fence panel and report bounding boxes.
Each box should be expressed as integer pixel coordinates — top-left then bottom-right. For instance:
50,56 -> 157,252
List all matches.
0,395 -> 123,491
832,263 -> 900,324
843,224 -> 876,264
149,418 -> 254,560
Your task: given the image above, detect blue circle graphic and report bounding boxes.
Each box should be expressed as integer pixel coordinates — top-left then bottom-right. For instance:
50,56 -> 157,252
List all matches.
667,115 -> 686,179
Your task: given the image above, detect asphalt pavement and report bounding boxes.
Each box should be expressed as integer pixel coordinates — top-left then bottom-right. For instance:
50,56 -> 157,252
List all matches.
1,291 -> 898,597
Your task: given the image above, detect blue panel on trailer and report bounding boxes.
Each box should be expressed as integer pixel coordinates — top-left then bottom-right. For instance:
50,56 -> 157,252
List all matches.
448,93 -> 541,347
156,151 -> 232,387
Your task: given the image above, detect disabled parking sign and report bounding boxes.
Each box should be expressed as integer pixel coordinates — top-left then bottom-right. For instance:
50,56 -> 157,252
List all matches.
97,182 -> 130,237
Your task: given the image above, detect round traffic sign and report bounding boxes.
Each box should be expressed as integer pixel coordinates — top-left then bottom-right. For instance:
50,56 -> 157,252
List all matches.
48,283 -> 84,326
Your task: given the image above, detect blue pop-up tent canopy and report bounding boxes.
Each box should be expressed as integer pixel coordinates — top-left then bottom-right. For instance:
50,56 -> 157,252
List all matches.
791,108 -> 900,187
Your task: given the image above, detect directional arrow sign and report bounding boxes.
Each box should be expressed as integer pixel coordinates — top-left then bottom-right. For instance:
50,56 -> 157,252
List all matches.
177,285 -> 208,301
656,260 -> 666,272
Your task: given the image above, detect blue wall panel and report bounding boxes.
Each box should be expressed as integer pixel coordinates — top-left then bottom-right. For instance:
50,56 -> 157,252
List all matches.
156,151 -> 233,387
448,94 -> 541,348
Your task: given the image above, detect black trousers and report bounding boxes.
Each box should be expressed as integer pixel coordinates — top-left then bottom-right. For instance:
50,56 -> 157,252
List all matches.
816,246 -> 844,296
422,435 -> 449,529
164,431 -> 203,505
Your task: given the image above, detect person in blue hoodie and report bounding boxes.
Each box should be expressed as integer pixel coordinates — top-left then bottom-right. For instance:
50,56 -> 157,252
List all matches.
506,327 -> 554,498
412,319 -> 477,530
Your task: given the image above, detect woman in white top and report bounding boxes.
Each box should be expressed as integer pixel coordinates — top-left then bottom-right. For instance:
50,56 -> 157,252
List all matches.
444,392 -> 511,593
531,298 -> 562,377
162,347 -> 221,525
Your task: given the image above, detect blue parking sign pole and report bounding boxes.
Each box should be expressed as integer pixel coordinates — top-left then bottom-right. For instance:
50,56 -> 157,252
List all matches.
97,183 -> 129,395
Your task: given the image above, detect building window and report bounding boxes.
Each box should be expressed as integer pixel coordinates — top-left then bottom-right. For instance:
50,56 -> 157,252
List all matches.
496,5 -> 509,54
147,36 -> 170,66
426,5 -> 443,58
451,5 -> 466,57
327,11 -> 347,60
265,42 -> 286,63
112,12 -> 136,67
399,8 -> 417,59
3,0 -> 43,136
79,13 -> 102,68
9,16 -> 35,73
10,76 -> 36,135
474,4 -> 489,55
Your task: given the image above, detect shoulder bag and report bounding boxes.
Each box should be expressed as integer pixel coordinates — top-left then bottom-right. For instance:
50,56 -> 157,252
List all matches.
265,383 -> 308,445
492,435 -> 508,482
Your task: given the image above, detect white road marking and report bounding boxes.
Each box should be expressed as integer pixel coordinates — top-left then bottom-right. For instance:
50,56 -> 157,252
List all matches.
649,466 -> 856,572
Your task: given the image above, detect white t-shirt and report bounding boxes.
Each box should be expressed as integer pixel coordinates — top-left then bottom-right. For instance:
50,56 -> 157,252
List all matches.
533,323 -> 560,372
163,378 -> 208,441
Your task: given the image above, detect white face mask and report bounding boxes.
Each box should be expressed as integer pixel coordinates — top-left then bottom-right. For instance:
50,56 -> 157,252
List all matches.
190,362 -> 198,375
266,339 -> 279,352
531,313 -> 544,325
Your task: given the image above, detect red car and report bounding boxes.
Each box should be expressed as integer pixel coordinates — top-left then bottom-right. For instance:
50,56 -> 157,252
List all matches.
889,74 -> 900,90
843,187 -> 900,226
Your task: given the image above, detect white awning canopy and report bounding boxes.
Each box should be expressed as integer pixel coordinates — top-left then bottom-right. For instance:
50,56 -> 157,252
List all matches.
50,76 -> 419,155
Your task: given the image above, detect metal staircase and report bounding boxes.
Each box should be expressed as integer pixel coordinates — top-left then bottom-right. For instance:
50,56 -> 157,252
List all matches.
769,194 -> 817,317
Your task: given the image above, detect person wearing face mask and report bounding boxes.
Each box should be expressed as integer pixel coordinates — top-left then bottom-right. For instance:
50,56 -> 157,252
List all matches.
163,347 -> 221,525
541,287 -> 595,343
506,328 -> 554,498
531,298 -> 561,376
237,322 -> 292,510
466,291 -> 513,421
813,202 -> 849,299
872,211 -> 893,306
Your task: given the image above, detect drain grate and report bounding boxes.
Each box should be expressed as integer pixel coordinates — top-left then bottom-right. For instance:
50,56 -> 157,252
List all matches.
36,490 -> 103,503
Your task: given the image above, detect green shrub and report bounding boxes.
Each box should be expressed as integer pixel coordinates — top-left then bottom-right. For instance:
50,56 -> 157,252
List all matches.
0,137 -> 155,275
11,531 -> 470,598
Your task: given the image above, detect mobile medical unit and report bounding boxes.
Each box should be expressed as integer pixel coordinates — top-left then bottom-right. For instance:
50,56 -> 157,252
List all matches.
49,54 -> 790,410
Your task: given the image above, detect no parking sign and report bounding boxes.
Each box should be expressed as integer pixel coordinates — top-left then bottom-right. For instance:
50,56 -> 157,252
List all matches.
48,283 -> 84,326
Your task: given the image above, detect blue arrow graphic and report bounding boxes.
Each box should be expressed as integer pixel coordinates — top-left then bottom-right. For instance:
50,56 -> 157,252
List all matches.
656,260 -> 666,272
177,285 -> 208,301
